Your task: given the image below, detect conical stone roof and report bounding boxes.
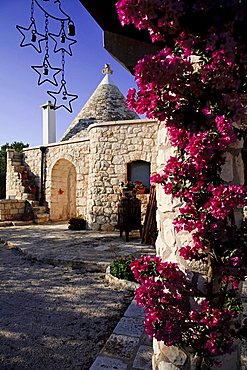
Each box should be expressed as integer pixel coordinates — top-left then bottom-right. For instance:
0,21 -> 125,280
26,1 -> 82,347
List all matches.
61,65 -> 139,141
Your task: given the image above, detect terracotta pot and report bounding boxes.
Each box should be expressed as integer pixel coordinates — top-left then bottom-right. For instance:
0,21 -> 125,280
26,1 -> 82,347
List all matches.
137,186 -> 146,194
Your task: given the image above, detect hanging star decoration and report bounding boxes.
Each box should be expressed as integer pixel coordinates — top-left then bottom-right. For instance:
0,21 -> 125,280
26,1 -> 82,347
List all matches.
16,0 -> 78,113
16,21 -> 46,53
47,82 -> 78,113
49,28 -> 77,56
32,57 -> 62,86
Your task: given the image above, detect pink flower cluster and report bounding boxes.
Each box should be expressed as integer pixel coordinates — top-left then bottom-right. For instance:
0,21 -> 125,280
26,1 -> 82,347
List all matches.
190,300 -> 236,357
116,0 -> 247,364
131,256 -> 239,359
131,256 -> 191,344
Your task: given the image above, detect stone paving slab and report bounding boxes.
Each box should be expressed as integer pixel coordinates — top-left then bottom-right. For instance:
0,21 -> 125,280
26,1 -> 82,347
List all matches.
89,356 -> 128,370
102,334 -> 140,361
90,299 -> 152,370
0,224 -> 155,272
124,301 -> 145,318
132,345 -> 153,370
113,317 -> 145,338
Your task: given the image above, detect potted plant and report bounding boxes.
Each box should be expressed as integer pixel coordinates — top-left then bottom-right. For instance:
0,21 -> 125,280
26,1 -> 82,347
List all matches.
68,214 -> 87,230
120,181 -> 146,197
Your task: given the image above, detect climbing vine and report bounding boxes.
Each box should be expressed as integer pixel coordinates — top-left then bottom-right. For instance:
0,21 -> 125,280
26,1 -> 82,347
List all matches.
116,0 -> 247,368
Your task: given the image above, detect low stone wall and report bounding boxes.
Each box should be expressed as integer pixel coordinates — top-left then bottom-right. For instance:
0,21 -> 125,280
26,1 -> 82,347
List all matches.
0,200 -> 27,221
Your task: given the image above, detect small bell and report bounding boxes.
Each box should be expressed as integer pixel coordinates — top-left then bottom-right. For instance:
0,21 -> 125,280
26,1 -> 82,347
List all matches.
31,33 -> 37,42
68,22 -> 75,36
60,34 -> 66,43
62,96 -> 67,100
43,67 -> 49,75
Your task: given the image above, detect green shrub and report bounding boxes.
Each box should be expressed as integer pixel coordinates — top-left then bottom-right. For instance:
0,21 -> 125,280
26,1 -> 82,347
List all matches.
110,255 -> 136,281
68,215 -> 87,230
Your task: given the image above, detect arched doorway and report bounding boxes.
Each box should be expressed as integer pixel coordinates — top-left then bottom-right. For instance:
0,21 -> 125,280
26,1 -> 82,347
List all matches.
50,159 -> 76,221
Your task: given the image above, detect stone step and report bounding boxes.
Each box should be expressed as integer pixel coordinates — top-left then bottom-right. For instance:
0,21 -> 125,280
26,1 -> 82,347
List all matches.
34,213 -> 50,224
11,160 -> 23,167
32,206 -> 47,214
29,200 -> 40,207
14,165 -> 26,173
13,154 -> 23,160
22,193 -> 36,201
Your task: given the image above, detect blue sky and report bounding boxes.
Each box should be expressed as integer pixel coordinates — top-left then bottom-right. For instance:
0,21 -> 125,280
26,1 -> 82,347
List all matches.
0,0 -> 137,147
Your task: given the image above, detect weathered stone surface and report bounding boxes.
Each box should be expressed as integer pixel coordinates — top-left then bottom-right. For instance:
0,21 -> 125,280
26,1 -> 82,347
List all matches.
133,345 -> 153,370
62,74 -> 139,142
160,346 -> 187,366
221,152 -> 234,182
114,317 -> 145,338
154,120 -> 244,369
101,334 -> 139,361
124,300 -> 145,318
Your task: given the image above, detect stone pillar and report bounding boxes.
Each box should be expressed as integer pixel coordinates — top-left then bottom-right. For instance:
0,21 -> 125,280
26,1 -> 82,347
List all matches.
153,122 -> 244,370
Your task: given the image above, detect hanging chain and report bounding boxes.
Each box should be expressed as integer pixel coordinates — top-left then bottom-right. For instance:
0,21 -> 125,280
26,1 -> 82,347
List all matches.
30,0 -> 35,22
44,13 -> 49,60
61,49 -> 65,84
17,0 -> 78,112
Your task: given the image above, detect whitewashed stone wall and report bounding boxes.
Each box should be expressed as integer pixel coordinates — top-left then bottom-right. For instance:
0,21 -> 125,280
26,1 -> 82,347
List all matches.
153,122 -> 244,369
87,119 -> 158,231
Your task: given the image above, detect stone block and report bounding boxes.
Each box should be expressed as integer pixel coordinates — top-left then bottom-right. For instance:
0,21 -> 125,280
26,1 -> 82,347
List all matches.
100,224 -> 114,232
133,345 -> 153,370
160,345 -> 187,366
153,360 -> 180,370
89,356 -> 128,370
220,152 -> 233,182
113,317 -> 145,338
234,153 -> 245,185
4,203 -> 12,210
124,300 -> 145,318
157,188 -> 173,213
101,334 -> 139,361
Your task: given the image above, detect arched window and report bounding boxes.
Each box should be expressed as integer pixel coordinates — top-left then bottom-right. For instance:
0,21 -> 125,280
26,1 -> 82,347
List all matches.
127,160 -> 151,191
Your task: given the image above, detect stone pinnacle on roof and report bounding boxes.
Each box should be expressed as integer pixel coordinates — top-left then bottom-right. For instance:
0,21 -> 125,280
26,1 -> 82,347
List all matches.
102,63 -> 113,75
61,64 -> 139,141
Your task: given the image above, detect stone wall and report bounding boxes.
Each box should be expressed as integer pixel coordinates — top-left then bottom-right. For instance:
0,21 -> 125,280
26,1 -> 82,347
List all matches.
153,122 -> 244,369
87,119 -> 158,230
23,138 -> 90,220
0,200 -> 27,221
7,119 -> 158,229
6,150 -> 28,200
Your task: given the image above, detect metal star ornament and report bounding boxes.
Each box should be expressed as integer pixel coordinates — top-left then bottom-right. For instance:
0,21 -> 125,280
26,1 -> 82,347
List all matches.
16,22 -> 45,53
49,29 -> 77,56
47,82 -> 78,113
32,58 -> 62,86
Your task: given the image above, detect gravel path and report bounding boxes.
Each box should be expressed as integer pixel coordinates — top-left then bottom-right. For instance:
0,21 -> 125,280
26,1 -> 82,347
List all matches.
0,243 -> 133,370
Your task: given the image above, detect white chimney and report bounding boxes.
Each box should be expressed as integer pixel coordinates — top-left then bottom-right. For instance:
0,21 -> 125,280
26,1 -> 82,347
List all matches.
41,101 -> 56,144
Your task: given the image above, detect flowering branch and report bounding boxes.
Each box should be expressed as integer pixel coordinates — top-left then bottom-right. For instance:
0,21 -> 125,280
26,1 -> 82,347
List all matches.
116,0 -> 247,367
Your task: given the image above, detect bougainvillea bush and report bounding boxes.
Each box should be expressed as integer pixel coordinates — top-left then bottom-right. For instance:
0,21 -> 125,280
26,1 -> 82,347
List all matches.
116,0 -> 247,368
